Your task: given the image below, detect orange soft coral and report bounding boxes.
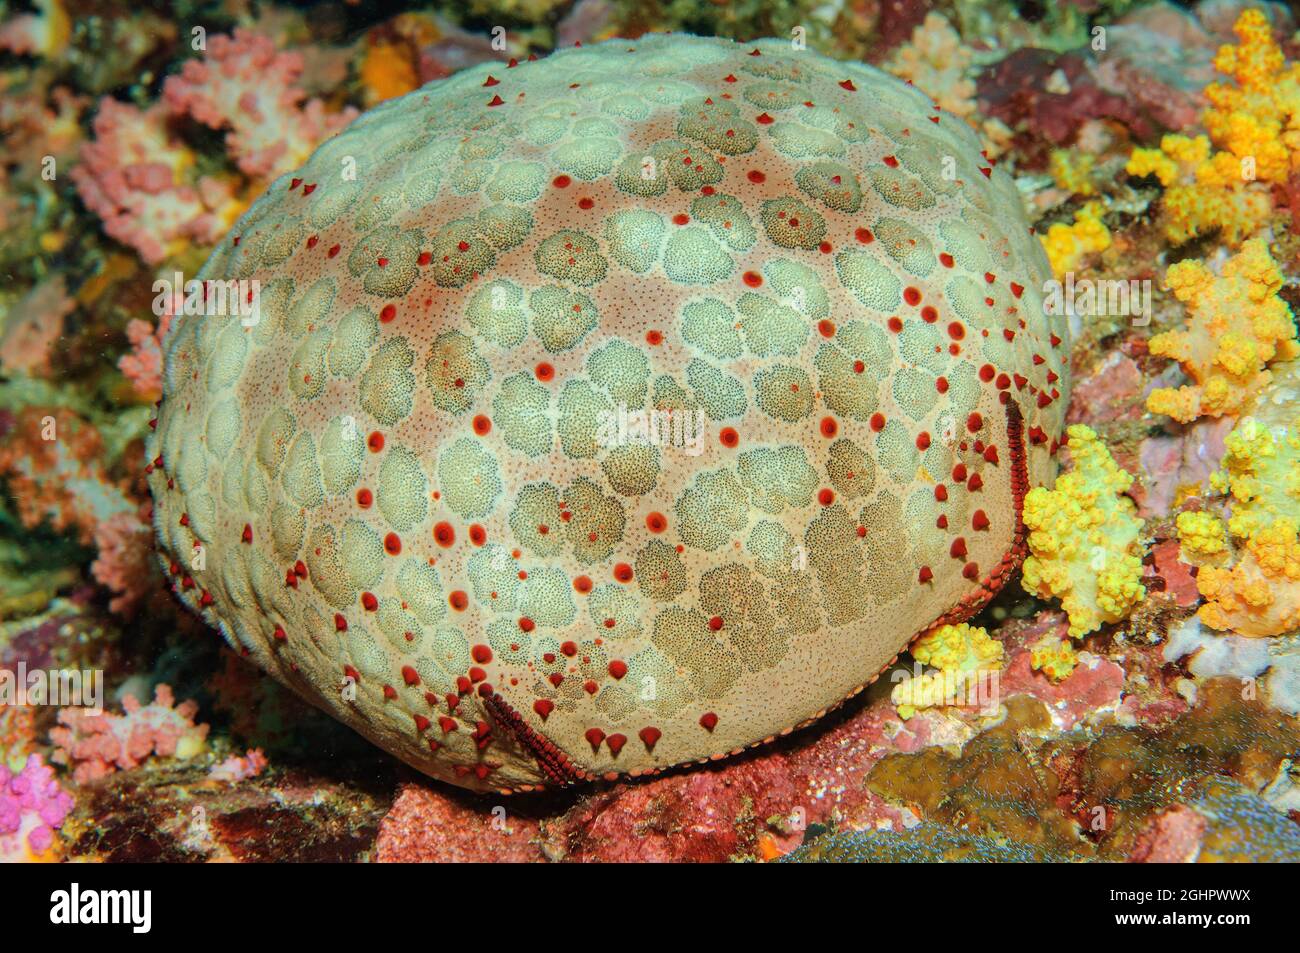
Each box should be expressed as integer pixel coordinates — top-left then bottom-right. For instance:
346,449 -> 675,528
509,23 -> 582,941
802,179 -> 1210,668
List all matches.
1146,239 -> 1298,424
1198,520 -> 1300,637
1201,8 -> 1300,187
1124,9 -> 1300,245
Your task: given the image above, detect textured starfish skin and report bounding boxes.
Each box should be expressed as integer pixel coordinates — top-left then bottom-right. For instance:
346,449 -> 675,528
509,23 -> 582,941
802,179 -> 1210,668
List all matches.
149,35 -> 1068,792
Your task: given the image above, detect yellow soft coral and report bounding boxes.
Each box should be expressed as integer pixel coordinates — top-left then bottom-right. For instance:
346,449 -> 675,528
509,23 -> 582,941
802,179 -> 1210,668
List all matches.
1146,239 -> 1298,424
1161,178 -> 1273,246
1176,510 -> 1229,563
1127,134 -> 1216,189
1124,10 -> 1300,245
1030,636 -> 1079,682
912,622 -> 1004,671
1021,425 -> 1146,639
1049,149 -> 1096,196
891,623 -> 1003,719
1126,145 -> 1181,187
1197,407 -> 1300,636
1041,202 -> 1111,279
1211,413 -> 1300,538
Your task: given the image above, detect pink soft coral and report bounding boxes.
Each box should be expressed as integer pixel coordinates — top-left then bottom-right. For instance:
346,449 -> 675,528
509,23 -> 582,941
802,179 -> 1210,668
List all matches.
90,507 -> 156,615
118,313 -> 172,400
209,748 -> 268,782
0,275 -> 75,375
0,407 -> 135,545
69,99 -> 235,264
163,28 -> 357,179
0,754 -> 75,862
50,685 -> 209,783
